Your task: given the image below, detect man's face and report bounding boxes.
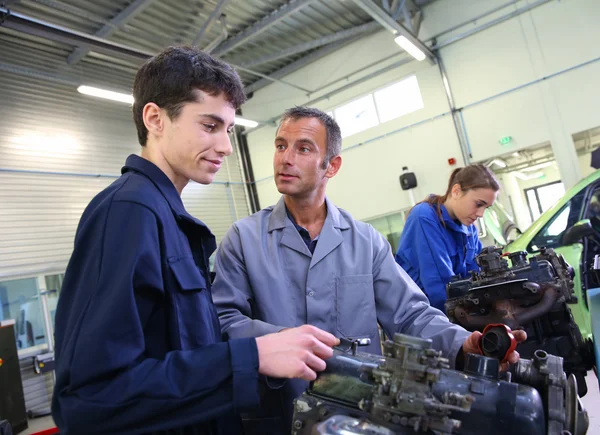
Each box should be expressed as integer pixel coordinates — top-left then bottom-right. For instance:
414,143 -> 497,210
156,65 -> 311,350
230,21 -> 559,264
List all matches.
273,117 -> 331,198
159,91 -> 235,185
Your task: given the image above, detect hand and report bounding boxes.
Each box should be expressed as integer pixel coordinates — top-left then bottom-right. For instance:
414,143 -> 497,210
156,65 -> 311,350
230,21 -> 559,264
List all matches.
255,325 -> 340,381
462,329 -> 527,371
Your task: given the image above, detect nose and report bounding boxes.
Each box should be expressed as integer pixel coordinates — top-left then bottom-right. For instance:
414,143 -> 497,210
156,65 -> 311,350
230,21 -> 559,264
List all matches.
216,132 -> 233,156
279,146 -> 295,165
476,208 -> 485,218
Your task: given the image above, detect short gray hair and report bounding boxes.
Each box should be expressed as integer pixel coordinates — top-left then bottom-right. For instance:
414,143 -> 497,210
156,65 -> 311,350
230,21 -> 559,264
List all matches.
279,106 -> 342,169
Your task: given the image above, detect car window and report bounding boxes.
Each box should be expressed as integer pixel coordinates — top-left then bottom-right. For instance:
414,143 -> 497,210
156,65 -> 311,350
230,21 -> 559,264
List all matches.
584,186 -> 600,220
528,189 -> 586,252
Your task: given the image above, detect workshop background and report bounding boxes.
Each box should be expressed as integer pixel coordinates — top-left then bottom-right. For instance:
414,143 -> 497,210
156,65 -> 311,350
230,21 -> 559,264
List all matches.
0,0 -> 598,433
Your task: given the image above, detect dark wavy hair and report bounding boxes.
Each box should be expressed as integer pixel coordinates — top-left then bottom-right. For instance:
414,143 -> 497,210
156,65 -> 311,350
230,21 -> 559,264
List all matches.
132,46 -> 246,145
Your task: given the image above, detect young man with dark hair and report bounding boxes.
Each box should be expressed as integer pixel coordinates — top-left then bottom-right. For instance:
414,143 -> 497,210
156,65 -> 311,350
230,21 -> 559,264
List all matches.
52,48 -> 338,435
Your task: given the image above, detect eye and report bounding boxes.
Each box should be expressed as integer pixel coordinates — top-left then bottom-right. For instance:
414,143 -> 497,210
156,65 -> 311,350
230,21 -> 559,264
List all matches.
276,144 -> 285,150
203,123 -> 216,132
300,146 -> 311,153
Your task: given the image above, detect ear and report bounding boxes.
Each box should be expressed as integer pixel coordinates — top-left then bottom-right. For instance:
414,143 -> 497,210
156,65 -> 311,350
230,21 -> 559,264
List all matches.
142,102 -> 165,139
451,183 -> 463,199
325,155 -> 342,179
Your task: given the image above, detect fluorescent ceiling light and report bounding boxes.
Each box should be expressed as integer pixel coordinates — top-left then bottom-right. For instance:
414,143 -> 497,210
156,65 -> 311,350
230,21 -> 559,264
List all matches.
491,158 -> 507,168
512,152 -> 520,157
235,116 -> 259,128
77,85 -> 134,104
77,85 -> 259,128
394,35 -> 426,62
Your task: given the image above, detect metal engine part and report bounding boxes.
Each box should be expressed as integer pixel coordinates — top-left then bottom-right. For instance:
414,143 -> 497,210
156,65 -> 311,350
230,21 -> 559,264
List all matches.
445,246 -> 595,395
291,334 -> 588,435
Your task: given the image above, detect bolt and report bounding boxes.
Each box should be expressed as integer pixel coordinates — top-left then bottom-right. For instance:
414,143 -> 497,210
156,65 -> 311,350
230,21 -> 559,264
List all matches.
293,420 -> 303,430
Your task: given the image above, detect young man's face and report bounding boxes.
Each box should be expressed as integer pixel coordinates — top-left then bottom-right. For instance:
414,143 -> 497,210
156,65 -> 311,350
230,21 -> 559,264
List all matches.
160,90 -> 236,186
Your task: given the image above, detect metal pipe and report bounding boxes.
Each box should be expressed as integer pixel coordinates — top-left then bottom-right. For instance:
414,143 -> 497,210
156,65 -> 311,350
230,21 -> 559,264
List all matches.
436,52 -> 471,165
229,63 -> 313,94
204,14 -> 228,54
0,7 -> 152,62
239,21 -> 380,69
192,0 -> 230,46
432,0 -> 550,50
246,0 -> 548,95
212,0 -> 318,56
67,0 -> 156,65
351,0 -> 436,64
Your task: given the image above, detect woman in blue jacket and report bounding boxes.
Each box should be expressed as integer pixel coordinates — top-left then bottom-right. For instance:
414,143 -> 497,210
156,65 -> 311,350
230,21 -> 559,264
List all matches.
395,165 -> 500,313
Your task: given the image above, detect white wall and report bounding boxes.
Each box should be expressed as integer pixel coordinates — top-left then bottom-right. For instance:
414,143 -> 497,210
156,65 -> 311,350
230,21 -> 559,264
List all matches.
244,0 -> 600,221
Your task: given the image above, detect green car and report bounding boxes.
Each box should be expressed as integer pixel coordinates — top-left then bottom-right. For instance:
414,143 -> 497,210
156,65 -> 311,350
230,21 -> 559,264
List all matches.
505,170 -> 600,342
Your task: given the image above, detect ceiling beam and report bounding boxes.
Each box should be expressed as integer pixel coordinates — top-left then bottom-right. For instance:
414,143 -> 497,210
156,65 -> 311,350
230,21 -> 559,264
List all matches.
243,34 -> 366,94
212,0 -> 318,56
228,62 -> 312,94
0,7 -> 153,62
192,0 -> 230,46
240,21 -> 380,69
66,0 -> 156,65
351,0 -> 436,64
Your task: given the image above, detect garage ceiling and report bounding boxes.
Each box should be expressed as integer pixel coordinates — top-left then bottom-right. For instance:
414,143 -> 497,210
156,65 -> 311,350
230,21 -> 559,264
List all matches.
0,0 -> 437,95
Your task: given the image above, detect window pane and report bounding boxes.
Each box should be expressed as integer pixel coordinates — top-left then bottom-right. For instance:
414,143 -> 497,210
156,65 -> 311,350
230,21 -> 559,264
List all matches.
44,273 -> 64,337
537,183 -> 565,213
334,95 -> 379,138
545,205 -> 570,236
526,189 -> 541,221
363,210 -> 408,253
0,277 -> 46,350
373,75 -> 424,123
530,205 -> 571,251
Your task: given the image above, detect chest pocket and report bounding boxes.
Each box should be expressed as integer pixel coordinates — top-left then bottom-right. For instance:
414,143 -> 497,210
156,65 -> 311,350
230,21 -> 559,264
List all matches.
168,257 -> 220,349
336,274 -> 377,338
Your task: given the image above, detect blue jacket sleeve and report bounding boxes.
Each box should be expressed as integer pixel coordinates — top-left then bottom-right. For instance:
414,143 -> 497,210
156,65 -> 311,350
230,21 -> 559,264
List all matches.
52,200 -> 259,434
399,216 -> 457,312
465,233 -> 483,274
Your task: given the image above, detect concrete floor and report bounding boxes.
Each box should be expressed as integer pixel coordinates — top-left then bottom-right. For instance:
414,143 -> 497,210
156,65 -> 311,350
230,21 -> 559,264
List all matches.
18,371 -> 600,434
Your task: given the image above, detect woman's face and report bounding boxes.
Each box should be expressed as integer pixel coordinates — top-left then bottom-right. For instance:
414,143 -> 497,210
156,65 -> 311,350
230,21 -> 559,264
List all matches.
451,186 -> 498,226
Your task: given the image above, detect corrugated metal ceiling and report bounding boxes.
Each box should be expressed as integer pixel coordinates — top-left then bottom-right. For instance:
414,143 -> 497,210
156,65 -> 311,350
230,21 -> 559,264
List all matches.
0,0 -> 435,92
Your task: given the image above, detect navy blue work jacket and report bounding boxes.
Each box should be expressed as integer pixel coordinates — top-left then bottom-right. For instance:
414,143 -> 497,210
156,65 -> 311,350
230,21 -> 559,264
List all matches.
52,155 -> 259,435
395,202 -> 482,312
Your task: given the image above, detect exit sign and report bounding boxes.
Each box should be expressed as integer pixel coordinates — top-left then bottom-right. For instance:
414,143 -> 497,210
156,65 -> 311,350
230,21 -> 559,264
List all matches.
499,136 -> 513,145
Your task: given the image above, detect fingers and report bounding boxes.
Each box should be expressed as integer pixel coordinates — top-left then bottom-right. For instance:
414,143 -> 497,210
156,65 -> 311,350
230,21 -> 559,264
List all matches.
507,350 -> 520,365
298,365 -> 317,381
301,324 -> 340,347
463,331 -> 482,354
302,350 -> 327,373
512,329 -> 527,343
309,338 -> 335,360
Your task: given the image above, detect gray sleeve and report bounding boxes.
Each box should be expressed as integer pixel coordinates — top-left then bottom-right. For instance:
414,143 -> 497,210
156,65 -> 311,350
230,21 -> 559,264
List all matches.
212,224 -> 286,339
369,226 -> 471,368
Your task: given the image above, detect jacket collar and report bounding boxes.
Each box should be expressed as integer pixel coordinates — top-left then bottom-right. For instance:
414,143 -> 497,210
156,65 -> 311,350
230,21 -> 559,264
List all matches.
440,204 -> 471,235
122,154 -> 214,234
268,196 -> 350,268
267,196 -> 350,232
